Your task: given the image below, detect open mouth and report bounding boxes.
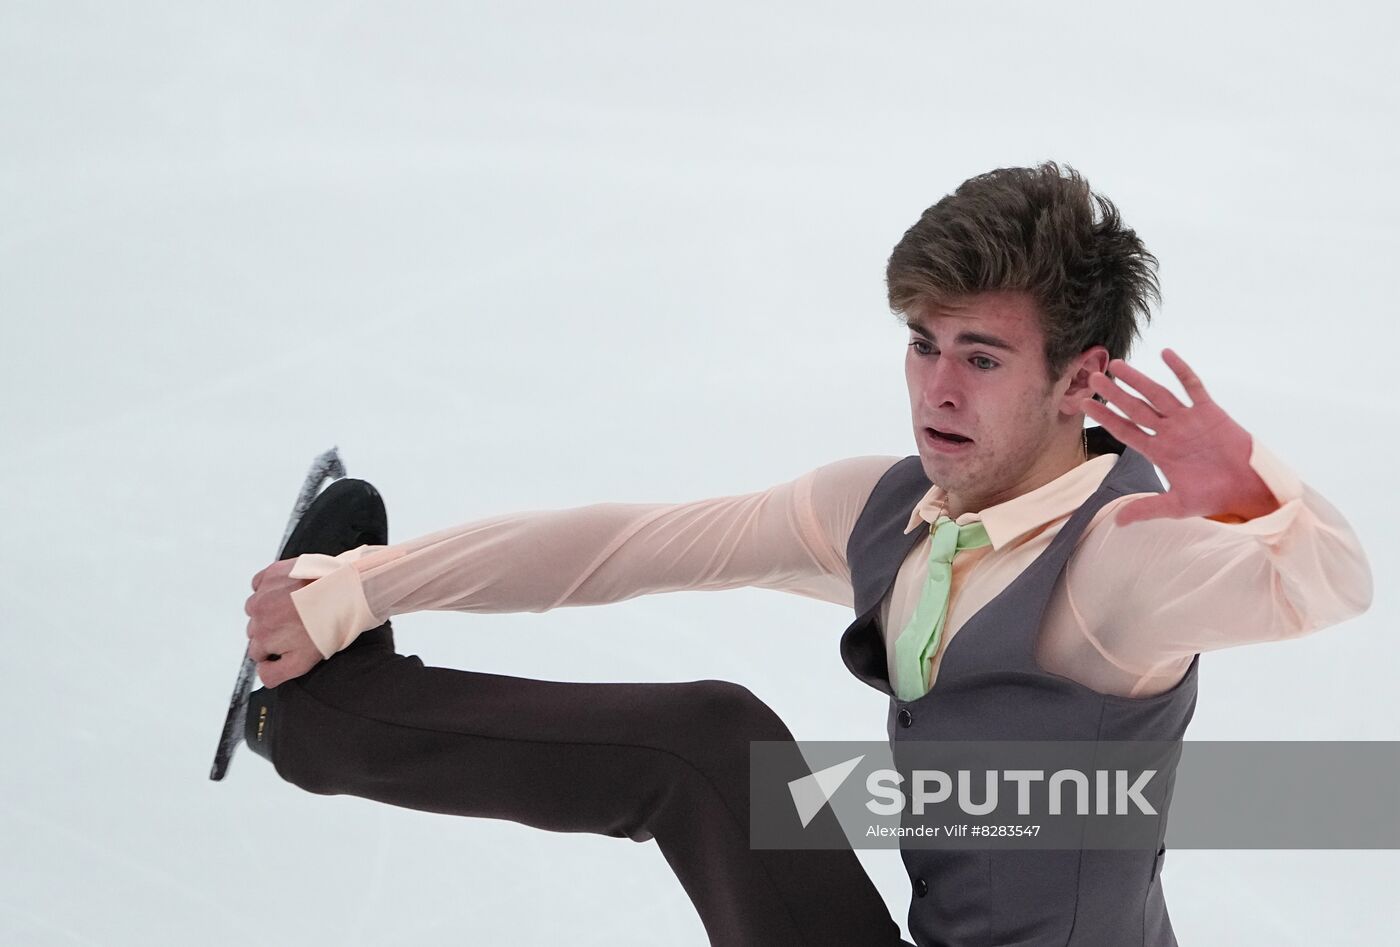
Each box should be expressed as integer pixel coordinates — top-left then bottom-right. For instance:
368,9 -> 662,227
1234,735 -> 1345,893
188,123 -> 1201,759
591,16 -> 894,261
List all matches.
927,427 -> 973,444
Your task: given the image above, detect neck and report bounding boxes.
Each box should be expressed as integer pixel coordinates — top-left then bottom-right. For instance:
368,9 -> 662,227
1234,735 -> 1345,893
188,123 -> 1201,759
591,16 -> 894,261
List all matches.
942,427 -> 1090,519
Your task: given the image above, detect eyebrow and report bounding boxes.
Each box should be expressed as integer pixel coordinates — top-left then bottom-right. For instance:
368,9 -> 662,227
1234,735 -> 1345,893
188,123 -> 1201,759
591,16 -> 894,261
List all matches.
906,321 -> 1019,353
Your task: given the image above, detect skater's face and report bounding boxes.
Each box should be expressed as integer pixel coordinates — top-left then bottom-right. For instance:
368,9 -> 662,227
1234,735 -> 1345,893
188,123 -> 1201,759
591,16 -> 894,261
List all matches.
904,290 -> 1104,516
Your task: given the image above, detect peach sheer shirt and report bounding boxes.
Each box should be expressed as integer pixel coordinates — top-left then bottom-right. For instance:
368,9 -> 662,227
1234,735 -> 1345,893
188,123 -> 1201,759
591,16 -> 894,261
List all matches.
286,439 -> 1373,699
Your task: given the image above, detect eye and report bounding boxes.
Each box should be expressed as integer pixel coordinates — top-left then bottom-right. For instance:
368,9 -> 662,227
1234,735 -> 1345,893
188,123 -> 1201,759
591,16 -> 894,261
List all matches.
971,356 -> 998,371
908,340 -> 934,356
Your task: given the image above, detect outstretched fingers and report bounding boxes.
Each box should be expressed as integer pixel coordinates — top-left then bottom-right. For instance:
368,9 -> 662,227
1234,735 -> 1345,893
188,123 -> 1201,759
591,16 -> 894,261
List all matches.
1089,370 -> 1163,431
1159,348 -> 1212,406
1104,357 -> 1186,416
1081,397 -> 1152,453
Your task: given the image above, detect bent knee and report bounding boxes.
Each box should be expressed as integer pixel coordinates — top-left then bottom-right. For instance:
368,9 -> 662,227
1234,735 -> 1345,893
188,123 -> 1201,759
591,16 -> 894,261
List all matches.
659,679 -> 795,762
690,680 -> 789,733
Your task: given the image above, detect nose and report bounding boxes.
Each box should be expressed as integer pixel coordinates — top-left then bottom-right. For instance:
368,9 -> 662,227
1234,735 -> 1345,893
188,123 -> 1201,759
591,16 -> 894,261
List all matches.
915,351 -> 963,411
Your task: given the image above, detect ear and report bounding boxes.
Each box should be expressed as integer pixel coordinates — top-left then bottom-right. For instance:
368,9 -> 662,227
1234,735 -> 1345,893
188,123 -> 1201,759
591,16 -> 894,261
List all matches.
1058,346 -> 1111,415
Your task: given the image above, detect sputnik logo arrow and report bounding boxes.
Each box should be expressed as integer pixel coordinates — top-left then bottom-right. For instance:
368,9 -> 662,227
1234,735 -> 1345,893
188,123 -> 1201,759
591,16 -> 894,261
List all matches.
788,754 -> 865,828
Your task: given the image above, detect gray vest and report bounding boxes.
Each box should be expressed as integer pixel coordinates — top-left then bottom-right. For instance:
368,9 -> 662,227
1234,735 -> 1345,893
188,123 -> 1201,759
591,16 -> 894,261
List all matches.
839,426 -> 1199,947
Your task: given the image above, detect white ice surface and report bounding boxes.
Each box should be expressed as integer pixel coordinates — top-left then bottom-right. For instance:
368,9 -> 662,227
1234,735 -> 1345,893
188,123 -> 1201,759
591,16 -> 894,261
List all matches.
3,2 -> 1397,944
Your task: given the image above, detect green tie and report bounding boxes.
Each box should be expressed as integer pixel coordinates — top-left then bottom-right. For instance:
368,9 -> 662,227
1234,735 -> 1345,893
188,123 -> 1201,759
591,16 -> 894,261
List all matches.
893,515 -> 991,701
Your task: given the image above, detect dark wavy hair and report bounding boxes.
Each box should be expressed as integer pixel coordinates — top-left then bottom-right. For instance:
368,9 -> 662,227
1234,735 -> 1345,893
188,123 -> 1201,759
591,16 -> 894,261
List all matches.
886,161 -> 1160,384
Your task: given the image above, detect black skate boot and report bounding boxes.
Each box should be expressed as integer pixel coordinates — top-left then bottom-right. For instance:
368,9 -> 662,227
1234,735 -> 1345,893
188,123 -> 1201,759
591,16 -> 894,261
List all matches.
245,477 -> 388,764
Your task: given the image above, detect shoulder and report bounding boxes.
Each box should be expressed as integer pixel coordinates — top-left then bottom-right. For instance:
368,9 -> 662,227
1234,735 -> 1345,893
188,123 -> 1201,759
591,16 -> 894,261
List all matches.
800,455 -> 908,514
793,455 -> 906,567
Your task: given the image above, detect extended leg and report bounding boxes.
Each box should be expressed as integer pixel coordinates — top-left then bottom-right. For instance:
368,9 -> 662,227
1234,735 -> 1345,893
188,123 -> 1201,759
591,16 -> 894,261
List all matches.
250,624 -> 904,947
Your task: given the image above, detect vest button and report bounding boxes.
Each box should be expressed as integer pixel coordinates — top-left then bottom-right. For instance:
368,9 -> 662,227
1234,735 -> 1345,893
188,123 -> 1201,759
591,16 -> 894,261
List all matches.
898,708 -> 913,728
913,878 -> 928,898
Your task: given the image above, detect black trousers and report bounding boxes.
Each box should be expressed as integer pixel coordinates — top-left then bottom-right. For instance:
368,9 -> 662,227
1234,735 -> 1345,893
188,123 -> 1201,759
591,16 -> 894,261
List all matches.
249,622 -> 910,946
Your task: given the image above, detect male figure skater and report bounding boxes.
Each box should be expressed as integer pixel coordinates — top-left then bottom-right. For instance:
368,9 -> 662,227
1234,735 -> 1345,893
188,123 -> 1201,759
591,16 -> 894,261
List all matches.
243,162 -> 1373,946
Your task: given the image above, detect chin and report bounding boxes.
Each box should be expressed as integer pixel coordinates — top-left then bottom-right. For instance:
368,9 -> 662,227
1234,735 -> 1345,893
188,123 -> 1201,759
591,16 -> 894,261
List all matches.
919,454 -> 950,483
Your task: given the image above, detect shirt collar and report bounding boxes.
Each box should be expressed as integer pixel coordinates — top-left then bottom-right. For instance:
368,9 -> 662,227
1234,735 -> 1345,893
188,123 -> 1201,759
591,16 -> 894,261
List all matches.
901,452 -> 1121,549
